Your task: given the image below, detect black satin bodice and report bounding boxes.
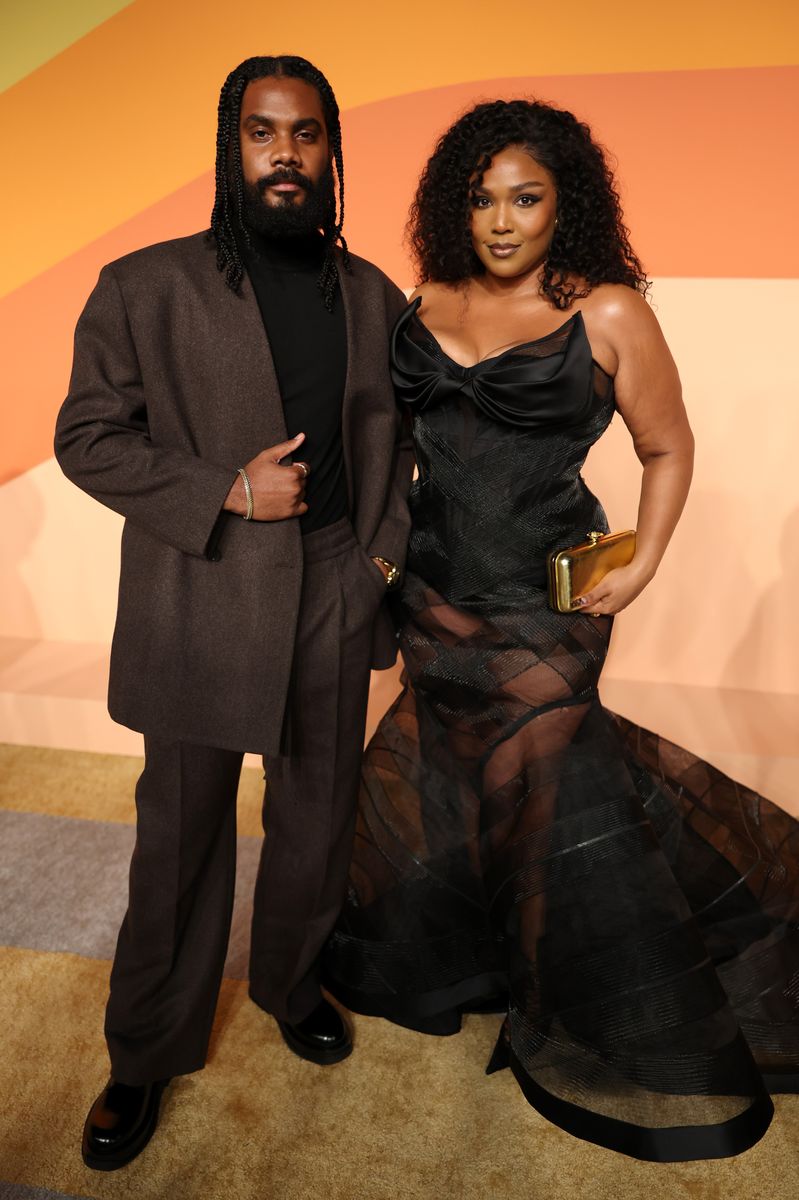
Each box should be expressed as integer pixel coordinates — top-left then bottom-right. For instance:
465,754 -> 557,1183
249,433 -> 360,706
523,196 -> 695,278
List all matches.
391,297 -> 607,428
390,298 -> 617,604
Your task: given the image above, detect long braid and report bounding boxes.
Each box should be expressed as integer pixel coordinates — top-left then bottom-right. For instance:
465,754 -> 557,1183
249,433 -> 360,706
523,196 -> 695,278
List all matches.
208,55 -> 351,310
210,74 -> 250,291
318,125 -> 350,309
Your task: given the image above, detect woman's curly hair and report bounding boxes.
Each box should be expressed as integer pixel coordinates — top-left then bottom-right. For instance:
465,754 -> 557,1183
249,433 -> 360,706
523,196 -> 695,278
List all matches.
409,98 -> 649,309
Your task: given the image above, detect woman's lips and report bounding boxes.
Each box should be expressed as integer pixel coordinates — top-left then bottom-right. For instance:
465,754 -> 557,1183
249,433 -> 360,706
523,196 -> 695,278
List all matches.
488,244 -> 520,258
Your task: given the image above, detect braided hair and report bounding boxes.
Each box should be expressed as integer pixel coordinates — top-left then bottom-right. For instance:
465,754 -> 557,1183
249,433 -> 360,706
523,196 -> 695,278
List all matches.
209,55 -> 350,310
409,98 -> 648,310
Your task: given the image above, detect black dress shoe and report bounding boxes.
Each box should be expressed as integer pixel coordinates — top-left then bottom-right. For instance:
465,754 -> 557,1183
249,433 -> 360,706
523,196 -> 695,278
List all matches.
277,998 -> 352,1065
81,1078 -> 168,1171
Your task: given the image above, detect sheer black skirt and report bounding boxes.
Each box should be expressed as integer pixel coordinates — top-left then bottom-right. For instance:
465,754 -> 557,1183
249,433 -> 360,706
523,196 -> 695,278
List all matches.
323,574 -> 799,1162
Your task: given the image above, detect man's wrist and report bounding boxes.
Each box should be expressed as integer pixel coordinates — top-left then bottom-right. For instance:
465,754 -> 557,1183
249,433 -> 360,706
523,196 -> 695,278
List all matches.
223,472 -> 247,517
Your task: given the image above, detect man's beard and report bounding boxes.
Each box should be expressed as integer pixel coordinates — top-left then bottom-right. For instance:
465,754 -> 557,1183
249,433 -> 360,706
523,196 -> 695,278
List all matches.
240,164 -> 335,240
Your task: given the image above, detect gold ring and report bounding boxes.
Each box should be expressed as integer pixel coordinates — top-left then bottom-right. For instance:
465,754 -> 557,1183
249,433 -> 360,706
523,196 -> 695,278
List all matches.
295,462 -> 309,478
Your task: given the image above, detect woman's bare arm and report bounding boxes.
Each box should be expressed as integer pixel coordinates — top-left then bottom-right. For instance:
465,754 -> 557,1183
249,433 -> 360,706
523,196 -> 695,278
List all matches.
578,287 -> 694,614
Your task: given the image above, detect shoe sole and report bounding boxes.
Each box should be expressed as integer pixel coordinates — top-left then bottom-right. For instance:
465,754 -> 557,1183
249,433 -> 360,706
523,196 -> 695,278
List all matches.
81,1081 -> 167,1171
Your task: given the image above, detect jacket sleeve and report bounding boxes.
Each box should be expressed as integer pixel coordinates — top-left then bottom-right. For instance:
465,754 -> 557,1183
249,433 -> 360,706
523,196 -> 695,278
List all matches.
54,264 -> 238,559
365,279 -> 416,571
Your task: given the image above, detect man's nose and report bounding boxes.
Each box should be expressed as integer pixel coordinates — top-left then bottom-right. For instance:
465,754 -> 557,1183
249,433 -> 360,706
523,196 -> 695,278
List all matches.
270,135 -> 301,167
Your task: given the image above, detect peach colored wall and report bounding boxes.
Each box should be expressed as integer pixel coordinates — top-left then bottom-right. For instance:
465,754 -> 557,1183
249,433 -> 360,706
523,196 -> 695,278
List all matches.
1,1 -> 797,769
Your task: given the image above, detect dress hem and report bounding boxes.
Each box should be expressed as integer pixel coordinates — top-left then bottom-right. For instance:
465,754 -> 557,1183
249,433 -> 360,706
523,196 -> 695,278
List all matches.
325,974 -> 788,1162
508,1050 -> 775,1162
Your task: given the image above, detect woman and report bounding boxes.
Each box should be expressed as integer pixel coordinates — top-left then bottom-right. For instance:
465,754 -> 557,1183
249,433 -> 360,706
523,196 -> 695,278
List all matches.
323,100 -> 799,1161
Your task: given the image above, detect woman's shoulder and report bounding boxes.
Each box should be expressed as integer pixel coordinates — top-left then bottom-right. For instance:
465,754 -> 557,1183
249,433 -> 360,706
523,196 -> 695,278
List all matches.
407,280 -> 464,310
578,283 -> 657,332
575,284 -> 666,377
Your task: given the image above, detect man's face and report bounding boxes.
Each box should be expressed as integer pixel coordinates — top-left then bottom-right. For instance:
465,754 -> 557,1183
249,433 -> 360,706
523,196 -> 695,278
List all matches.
238,75 -> 334,238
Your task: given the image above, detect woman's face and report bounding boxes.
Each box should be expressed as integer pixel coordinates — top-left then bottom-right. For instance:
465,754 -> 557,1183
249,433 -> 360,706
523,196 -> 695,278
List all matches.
469,145 -> 557,280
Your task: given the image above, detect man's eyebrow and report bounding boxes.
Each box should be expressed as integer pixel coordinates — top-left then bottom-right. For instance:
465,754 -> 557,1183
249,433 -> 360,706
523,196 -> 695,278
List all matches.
243,114 -> 324,131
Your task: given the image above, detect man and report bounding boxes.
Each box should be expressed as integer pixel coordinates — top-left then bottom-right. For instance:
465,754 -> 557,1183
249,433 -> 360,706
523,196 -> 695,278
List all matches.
55,54 -> 412,1171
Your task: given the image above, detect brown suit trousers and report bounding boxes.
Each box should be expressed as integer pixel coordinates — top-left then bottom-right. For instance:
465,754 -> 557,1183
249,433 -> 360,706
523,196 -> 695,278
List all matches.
105,519 -> 386,1085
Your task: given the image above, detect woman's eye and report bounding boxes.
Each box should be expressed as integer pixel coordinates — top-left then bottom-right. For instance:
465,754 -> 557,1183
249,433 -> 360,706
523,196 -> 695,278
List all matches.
471,196 -> 491,209
516,195 -> 541,206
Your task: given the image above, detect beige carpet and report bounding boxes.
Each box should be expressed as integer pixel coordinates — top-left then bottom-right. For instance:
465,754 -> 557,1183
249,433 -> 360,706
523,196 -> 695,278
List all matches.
1,743 -> 797,1199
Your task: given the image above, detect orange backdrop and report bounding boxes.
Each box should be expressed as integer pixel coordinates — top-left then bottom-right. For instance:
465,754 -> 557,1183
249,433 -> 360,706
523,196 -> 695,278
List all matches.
1,0 -> 797,806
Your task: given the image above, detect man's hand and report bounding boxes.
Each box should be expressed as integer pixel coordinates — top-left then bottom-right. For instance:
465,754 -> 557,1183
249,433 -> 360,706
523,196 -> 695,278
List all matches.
224,433 -> 310,521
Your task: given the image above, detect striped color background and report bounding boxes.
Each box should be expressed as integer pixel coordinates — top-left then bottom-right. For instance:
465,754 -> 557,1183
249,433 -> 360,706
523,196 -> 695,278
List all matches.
1,6 -> 798,1198
1,3 -> 797,796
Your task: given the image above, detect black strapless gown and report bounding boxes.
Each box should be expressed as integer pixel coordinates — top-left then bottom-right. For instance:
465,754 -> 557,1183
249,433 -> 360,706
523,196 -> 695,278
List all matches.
323,298 -> 799,1161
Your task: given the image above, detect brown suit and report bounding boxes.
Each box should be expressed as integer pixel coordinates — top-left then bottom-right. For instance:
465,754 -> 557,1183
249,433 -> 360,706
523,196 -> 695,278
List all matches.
55,231 -> 411,755
55,232 -> 413,1083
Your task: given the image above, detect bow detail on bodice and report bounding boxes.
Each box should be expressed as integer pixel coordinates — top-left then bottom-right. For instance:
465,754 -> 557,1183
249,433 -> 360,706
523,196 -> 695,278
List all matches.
390,296 -> 607,429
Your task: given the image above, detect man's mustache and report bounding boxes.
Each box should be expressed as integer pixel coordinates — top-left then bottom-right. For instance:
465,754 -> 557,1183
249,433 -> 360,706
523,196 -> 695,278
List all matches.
257,169 -> 312,194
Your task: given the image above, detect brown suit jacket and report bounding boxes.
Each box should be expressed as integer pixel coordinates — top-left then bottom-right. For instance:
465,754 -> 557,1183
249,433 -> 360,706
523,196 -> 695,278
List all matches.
55,232 -> 413,754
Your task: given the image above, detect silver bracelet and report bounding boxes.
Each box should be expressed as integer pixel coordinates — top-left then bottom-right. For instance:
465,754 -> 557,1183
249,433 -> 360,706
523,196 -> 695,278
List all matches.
237,467 -> 254,521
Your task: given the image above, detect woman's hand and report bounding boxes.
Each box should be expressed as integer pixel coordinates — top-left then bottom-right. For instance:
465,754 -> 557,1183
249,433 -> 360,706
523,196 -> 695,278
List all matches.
574,561 -> 654,616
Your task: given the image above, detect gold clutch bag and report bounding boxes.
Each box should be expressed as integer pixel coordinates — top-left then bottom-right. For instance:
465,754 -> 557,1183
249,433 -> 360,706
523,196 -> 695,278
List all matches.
547,530 -> 636,613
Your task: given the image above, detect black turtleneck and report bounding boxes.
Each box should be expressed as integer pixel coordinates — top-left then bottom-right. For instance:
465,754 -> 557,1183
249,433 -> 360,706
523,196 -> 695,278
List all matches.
244,233 -> 348,534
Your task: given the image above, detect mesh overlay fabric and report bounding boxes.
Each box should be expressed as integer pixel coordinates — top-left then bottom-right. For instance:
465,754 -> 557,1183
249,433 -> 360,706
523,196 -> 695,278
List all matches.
323,299 -> 799,1162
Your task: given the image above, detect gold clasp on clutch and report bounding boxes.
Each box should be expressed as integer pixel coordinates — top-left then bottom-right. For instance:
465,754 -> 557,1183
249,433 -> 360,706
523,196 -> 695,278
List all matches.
586,532 -> 605,544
